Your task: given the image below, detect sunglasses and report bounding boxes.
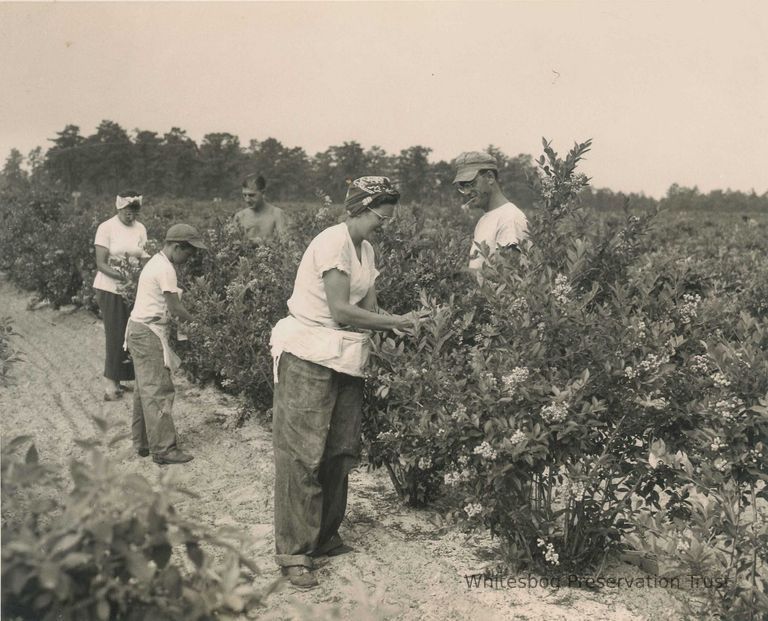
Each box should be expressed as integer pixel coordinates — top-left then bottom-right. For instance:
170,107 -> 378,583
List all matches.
456,178 -> 479,195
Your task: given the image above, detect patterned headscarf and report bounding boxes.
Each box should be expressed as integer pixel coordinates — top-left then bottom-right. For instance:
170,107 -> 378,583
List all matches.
344,176 -> 400,216
115,194 -> 143,210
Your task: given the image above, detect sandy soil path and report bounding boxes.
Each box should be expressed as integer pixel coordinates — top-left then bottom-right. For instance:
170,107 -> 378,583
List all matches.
0,277 -> 691,620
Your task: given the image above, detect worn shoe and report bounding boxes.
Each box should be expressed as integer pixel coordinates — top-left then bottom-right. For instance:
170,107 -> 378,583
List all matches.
152,450 -> 194,465
118,384 -> 134,393
324,543 -> 356,557
311,543 -> 355,559
103,390 -> 123,402
136,448 -> 150,457
281,565 -> 319,590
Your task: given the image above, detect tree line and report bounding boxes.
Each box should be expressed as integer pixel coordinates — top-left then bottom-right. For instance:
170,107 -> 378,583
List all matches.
1,119 -> 766,212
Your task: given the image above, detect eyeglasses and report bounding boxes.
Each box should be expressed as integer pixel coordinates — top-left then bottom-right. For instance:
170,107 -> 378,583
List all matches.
455,178 -> 479,195
367,206 -> 393,221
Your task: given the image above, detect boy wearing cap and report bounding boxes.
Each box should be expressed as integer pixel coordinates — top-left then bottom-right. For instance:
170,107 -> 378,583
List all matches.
453,151 -> 529,270
233,174 -> 288,242
125,223 -> 207,465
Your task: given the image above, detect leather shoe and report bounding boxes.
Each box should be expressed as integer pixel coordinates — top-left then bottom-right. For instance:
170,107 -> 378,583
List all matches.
137,448 -> 150,457
281,565 -> 318,589
103,390 -> 123,402
311,543 -> 355,559
324,543 -> 355,557
152,450 -> 194,465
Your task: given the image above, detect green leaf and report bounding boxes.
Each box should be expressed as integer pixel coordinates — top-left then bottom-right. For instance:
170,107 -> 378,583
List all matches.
6,540 -> 33,554
126,550 -> 155,584
186,541 -> 204,568
146,506 -> 166,533
223,593 -> 245,612
25,443 -> 39,464
53,572 -> 72,600
96,599 -> 110,621
160,566 -> 182,598
222,555 -> 240,591
150,543 -> 172,569
33,592 -> 52,611
59,552 -> 92,569
51,532 -> 81,556
9,568 -> 34,595
39,561 -> 59,590
5,435 -> 34,452
89,521 -> 113,544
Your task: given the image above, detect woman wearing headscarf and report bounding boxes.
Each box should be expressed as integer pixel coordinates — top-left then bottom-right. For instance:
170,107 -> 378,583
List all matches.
270,176 -> 417,589
93,190 -> 149,400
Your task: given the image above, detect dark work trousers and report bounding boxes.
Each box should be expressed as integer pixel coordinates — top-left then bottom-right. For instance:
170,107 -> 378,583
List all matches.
272,352 -> 364,568
95,289 -> 135,382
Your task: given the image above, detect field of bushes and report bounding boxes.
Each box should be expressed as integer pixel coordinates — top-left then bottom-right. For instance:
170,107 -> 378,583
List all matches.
1,141 -> 767,620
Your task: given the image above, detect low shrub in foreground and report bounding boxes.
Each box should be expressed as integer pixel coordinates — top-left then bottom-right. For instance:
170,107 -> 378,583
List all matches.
0,316 -> 21,386
1,423 -> 267,621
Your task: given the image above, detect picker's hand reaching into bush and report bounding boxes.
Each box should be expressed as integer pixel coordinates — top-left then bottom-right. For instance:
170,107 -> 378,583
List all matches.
392,309 -> 430,334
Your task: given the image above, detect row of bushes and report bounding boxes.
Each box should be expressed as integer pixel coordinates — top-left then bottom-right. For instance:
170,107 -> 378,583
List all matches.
176,142 -> 768,618
2,141 -> 766,619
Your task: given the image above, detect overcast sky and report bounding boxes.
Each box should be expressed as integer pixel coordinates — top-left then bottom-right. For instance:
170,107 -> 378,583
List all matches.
1,1 -> 766,198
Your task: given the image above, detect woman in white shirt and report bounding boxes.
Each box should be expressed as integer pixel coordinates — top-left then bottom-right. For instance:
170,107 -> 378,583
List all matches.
93,191 -> 148,400
270,176 -> 416,589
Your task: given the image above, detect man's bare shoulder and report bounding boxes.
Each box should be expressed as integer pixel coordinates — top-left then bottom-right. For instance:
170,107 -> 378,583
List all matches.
234,207 -> 251,220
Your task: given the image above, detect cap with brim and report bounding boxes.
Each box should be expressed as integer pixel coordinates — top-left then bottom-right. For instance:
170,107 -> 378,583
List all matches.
453,151 -> 498,184
165,223 -> 208,250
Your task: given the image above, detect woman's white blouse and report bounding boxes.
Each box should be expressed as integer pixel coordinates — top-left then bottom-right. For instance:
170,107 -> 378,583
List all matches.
271,223 -> 379,379
92,215 -> 148,294
287,223 -> 379,329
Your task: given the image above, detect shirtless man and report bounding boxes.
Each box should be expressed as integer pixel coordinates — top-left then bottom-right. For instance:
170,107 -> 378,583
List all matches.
233,174 -> 288,242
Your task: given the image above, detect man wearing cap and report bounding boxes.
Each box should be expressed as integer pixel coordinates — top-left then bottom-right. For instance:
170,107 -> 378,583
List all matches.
125,223 -> 207,465
233,174 -> 288,242
453,151 -> 529,270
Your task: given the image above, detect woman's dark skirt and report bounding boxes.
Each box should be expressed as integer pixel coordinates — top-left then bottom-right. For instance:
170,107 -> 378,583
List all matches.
95,289 -> 135,382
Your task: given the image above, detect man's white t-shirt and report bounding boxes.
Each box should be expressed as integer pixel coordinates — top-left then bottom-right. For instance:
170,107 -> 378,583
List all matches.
469,202 -> 529,269
287,223 -> 379,329
130,252 -> 181,325
93,215 -> 148,293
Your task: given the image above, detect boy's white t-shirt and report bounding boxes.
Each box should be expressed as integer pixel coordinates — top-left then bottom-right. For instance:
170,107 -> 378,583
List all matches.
93,215 -> 148,293
129,252 -> 181,325
469,202 -> 529,269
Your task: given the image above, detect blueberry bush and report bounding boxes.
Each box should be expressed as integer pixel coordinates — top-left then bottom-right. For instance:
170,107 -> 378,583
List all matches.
2,140 -> 766,618
1,423 -> 267,621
